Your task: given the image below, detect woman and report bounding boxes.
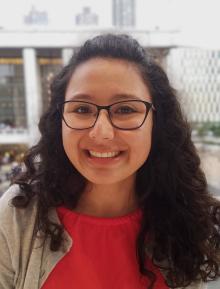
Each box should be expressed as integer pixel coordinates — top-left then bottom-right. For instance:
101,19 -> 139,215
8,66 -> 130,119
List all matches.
0,34 -> 219,289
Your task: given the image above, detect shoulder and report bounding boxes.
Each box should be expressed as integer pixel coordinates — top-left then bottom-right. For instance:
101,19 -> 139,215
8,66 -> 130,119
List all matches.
0,184 -> 21,206
0,184 -> 38,234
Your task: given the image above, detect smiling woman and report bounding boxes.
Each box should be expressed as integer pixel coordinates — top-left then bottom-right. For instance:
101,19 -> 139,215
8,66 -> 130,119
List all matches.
0,34 -> 220,289
61,58 -> 153,194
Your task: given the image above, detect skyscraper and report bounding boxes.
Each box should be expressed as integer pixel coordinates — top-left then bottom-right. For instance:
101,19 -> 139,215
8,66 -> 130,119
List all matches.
112,0 -> 135,27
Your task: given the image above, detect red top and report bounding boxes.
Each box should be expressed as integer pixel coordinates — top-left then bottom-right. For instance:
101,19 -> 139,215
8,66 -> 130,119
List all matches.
42,207 -> 168,289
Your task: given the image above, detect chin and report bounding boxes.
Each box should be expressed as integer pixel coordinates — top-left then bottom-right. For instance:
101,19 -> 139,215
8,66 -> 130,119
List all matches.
83,170 -> 135,186
85,176 -> 121,185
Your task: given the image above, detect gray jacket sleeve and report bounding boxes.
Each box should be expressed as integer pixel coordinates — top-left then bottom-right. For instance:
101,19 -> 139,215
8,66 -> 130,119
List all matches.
0,185 -> 39,289
0,230 -> 14,289
0,185 -> 71,289
0,186 -> 17,289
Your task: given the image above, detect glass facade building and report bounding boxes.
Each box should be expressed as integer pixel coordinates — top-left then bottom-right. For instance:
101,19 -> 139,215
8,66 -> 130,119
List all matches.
0,53 -> 26,131
0,47 -> 64,146
167,48 -> 220,123
37,49 -> 62,112
112,0 -> 135,27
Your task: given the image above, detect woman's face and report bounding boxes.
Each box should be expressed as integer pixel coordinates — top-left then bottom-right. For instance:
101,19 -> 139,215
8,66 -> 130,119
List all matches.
62,58 -> 153,185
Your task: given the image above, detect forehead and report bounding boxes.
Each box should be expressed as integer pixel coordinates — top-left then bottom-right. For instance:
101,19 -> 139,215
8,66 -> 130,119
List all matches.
65,58 -> 151,102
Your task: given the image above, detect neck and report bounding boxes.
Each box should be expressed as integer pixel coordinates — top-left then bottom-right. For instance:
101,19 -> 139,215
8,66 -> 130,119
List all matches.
74,176 -> 138,217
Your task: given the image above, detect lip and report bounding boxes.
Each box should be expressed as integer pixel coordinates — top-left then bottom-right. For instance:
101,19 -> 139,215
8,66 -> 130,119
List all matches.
84,150 -> 125,166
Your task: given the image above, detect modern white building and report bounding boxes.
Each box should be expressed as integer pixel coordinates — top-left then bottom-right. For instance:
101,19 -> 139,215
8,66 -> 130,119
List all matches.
167,48 -> 220,123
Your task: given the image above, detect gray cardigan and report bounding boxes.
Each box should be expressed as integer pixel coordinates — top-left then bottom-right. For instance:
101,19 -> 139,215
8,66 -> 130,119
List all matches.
0,185 -> 206,289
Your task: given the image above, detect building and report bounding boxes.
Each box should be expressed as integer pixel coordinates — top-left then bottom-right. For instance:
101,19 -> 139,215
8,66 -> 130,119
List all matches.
112,0 -> 135,27
0,45 -> 62,146
24,6 -> 48,26
166,48 -> 220,123
75,7 -> 98,26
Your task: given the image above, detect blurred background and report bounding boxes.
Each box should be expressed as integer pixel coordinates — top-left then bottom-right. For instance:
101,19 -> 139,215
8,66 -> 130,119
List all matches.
0,2 -> 219,286
0,0 -> 220,196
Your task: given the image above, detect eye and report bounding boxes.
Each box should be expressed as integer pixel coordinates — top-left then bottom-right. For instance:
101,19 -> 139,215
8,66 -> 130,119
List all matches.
72,105 -> 93,114
114,105 -> 137,114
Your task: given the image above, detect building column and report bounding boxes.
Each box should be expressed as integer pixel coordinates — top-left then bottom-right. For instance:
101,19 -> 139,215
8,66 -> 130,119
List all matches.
23,48 -> 42,146
62,48 -> 74,66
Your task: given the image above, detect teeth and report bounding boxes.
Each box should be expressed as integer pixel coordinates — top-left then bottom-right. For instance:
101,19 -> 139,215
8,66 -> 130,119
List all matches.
89,151 -> 120,158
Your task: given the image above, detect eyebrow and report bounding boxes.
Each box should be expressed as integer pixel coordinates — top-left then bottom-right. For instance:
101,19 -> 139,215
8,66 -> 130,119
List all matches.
69,93 -> 142,102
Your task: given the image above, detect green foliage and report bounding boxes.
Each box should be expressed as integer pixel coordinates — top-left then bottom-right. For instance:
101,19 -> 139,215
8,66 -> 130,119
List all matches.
192,122 -> 220,137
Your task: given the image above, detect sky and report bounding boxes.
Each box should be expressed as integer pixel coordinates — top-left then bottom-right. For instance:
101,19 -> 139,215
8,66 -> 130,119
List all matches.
0,0 -> 220,48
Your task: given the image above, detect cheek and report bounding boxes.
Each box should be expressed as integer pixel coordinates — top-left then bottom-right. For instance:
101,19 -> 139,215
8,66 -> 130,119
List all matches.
62,124 -> 77,160
122,129 -> 152,165
135,133 -> 152,158
62,124 -> 69,149
132,122 -> 153,162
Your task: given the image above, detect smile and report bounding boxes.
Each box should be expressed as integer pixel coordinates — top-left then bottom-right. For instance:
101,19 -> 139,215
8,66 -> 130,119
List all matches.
89,151 -> 120,158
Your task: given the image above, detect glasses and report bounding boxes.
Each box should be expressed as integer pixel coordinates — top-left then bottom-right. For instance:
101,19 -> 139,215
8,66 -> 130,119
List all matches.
58,100 -> 154,130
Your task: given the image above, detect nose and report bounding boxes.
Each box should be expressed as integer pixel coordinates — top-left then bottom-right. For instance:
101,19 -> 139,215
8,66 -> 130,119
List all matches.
89,110 -> 114,141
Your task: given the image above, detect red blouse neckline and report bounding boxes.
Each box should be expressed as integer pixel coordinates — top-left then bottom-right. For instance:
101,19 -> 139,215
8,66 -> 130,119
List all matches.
57,206 -> 142,226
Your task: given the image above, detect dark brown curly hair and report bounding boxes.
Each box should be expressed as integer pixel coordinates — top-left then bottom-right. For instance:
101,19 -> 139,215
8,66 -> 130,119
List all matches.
12,34 -> 220,289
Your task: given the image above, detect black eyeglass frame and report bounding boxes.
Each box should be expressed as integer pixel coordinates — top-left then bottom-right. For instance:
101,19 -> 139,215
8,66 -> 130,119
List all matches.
57,100 -> 155,131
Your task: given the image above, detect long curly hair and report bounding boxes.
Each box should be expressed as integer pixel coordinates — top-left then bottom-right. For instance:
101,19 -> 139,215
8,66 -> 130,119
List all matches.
12,34 -> 220,288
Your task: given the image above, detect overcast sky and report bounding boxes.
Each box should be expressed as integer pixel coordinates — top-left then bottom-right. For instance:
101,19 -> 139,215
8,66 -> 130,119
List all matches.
0,0 -> 219,48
